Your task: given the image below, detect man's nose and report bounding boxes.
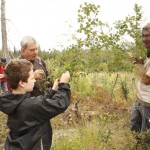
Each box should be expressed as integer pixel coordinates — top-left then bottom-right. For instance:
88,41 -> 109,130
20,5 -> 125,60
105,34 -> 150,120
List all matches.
33,50 -> 38,54
142,36 -> 149,42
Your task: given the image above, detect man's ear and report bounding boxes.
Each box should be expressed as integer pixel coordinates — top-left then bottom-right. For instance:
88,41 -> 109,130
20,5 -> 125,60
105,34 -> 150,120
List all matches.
21,48 -> 25,54
18,80 -> 25,87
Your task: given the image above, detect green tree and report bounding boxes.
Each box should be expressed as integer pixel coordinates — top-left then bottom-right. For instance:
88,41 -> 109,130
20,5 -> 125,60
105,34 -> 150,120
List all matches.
114,3 -> 145,58
75,2 -> 144,72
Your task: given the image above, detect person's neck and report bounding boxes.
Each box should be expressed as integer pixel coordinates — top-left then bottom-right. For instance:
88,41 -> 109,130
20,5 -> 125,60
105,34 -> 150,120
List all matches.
12,88 -> 26,95
21,55 -> 36,62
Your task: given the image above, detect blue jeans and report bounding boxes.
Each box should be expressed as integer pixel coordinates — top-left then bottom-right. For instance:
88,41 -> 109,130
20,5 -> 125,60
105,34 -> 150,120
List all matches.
0,82 -> 8,92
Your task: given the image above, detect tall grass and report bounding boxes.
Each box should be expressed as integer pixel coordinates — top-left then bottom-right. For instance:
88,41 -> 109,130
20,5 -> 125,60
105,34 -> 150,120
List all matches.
0,112 -> 8,144
70,72 -> 136,101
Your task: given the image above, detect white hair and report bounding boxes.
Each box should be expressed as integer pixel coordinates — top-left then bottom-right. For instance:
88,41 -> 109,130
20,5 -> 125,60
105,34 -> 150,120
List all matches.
20,36 -> 38,49
142,22 -> 150,30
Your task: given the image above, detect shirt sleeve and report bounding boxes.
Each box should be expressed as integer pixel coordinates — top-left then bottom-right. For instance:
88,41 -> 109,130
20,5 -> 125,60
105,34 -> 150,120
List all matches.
30,83 -> 71,123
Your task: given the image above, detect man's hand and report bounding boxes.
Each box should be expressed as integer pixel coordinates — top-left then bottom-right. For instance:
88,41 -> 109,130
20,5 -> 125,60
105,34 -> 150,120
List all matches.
127,52 -> 134,58
126,51 -> 143,64
127,52 -> 136,64
34,70 -> 45,80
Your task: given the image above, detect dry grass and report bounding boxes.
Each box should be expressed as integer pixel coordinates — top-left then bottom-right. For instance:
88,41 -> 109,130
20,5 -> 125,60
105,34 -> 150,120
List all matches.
51,88 -> 137,150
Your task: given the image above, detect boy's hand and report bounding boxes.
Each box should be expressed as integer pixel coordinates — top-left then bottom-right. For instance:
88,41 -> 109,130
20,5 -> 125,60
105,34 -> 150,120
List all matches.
59,71 -> 70,83
52,78 -> 59,91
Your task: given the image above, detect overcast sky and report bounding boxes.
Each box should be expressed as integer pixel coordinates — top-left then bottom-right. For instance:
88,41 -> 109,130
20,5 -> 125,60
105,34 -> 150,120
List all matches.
1,0 -> 150,51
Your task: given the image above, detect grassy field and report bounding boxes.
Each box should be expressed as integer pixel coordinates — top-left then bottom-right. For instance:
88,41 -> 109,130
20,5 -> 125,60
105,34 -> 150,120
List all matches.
0,72 -> 148,149
50,94 -> 136,150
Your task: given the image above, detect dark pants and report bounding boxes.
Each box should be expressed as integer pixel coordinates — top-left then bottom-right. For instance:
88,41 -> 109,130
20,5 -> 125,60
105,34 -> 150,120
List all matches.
42,121 -> 52,150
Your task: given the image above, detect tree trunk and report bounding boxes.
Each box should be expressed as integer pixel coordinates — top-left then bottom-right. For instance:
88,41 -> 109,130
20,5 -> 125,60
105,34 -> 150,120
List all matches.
1,0 -> 8,58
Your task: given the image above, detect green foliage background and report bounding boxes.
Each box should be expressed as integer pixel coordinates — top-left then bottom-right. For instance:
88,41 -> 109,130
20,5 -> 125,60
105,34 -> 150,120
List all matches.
37,3 -> 146,78
0,3 -> 146,77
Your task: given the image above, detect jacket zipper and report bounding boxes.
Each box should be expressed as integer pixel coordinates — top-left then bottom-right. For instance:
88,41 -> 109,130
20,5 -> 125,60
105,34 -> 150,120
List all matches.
40,138 -> 43,150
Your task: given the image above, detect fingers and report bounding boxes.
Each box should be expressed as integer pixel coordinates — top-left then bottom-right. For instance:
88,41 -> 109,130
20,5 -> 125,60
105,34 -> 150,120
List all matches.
51,71 -> 70,91
127,52 -> 133,58
59,71 -> 70,83
34,70 -> 45,80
